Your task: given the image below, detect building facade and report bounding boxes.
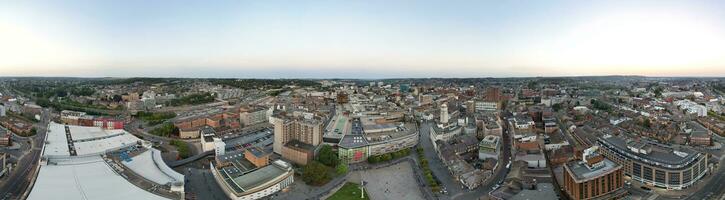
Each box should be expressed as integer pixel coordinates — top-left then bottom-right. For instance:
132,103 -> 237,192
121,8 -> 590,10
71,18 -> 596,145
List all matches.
563,147 -> 625,200
240,106 -> 268,127
478,135 -> 500,160
474,101 -> 500,112
271,115 -> 323,155
211,160 -> 294,200
598,136 -> 708,190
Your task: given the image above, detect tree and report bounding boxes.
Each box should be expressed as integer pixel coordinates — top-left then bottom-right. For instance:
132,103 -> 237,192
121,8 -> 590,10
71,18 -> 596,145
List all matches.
392,151 -> 402,159
336,161 -> 348,175
382,153 -> 392,161
552,103 -> 563,112
654,87 -> 663,97
149,123 -> 178,137
500,100 -> 509,110
641,118 -> 652,128
317,144 -> 338,167
170,140 -> 191,159
302,161 -> 330,185
112,94 -> 122,102
368,156 -> 379,163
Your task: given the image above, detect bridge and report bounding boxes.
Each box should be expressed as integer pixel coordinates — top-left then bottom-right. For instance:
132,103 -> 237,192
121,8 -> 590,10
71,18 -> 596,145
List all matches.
167,150 -> 214,168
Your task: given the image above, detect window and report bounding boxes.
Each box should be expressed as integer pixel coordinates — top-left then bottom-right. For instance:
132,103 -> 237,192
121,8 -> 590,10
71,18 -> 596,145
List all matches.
655,170 -> 666,184
643,166 -> 653,181
668,172 -> 680,185
633,162 -> 642,178
682,169 -> 692,183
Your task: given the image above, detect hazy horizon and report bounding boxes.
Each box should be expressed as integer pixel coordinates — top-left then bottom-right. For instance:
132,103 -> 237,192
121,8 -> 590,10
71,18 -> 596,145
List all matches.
2,0 -> 725,78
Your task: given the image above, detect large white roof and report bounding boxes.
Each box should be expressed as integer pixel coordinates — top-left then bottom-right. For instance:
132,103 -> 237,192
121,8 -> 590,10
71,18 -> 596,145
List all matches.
74,133 -> 138,156
28,157 -> 167,200
44,122 -> 140,157
123,149 -> 184,185
45,123 -> 71,157
35,123 -> 170,199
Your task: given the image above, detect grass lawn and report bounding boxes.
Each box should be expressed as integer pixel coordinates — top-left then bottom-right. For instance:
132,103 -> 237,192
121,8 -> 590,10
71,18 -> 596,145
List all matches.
327,182 -> 370,200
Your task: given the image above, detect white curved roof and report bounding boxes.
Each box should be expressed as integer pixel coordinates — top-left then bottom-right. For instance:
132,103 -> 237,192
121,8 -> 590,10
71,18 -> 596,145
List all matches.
28,157 -> 167,200
123,149 -> 184,185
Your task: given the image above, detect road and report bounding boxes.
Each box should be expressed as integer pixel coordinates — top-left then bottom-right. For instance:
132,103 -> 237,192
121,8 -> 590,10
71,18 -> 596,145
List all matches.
418,116 -> 512,200
0,108 -> 50,200
183,167 -> 228,200
682,152 -> 725,200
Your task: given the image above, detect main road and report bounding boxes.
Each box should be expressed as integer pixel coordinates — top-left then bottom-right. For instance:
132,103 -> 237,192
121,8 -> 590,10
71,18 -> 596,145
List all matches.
0,108 -> 50,200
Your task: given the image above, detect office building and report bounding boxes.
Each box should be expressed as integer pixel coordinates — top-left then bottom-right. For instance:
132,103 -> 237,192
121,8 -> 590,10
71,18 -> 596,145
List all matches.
240,106 -> 269,127
598,135 -> 708,190
211,159 -> 294,200
475,101 -> 500,112
563,146 -> 625,200
245,147 -> 271,168
485,86 -> 503,102
478,135 -> 500,160
0,127 -> 10,146
271,115 -> 323,159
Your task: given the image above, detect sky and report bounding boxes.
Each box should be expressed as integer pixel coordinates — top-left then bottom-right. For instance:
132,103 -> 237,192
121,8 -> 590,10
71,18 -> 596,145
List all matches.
1,0 -> 725,78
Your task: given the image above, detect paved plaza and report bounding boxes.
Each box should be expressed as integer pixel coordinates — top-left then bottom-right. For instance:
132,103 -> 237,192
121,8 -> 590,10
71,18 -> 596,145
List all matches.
349,161 -> 425,200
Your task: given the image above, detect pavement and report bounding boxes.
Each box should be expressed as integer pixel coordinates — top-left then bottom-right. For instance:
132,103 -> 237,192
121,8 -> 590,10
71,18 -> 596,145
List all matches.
348,161 -> 425,200
274,173 -> 350,200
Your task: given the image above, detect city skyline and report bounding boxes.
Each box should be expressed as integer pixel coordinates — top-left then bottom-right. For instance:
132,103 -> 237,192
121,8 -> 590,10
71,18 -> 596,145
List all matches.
2,0 -> 725,78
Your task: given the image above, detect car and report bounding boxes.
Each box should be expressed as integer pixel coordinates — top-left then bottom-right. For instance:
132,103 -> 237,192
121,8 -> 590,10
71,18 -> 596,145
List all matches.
640,186 -> 651,191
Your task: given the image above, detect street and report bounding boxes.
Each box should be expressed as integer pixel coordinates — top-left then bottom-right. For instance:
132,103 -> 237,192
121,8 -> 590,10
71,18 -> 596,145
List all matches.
418,117 -> 512,200
0,108 -> 50,200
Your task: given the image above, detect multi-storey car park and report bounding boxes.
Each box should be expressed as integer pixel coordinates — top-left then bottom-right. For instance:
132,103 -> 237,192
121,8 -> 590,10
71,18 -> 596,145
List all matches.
597,135 -> 708,190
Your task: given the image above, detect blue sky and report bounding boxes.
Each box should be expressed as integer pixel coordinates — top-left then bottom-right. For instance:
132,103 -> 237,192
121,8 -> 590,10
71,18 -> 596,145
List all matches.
1,0 -> 725,78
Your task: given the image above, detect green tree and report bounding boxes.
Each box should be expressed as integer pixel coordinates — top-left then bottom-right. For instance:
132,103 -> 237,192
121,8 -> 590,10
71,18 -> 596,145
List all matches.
302,161 -> 330,185
368,156 -> 379,163
170,140 -> 191,159
149,123 -> 178,137
336,161 -> 348,175
654,87 -> 663,97
317,144 -> 338,167
552,103 -> 563,112
382,153 -> 392,161
640,118 -> 652,128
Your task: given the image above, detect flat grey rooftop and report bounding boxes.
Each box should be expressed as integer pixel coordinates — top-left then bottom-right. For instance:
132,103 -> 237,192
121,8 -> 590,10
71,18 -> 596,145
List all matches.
339,134 -> 368,148
510,183 -> 558,200
231,163 -> 287,192
566,158 -> 620,182
600,136 -> 699,166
